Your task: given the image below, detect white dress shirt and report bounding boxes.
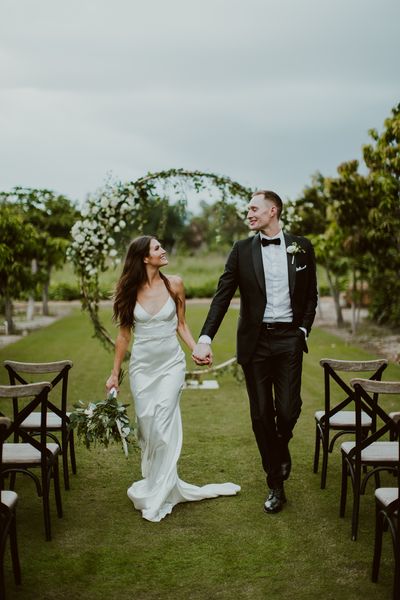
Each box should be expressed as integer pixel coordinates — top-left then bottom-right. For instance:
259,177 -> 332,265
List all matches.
260,230 -> 292,323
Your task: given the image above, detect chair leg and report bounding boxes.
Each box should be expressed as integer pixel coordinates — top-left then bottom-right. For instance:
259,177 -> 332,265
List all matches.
351,468 -> 361,541
69,431 -> 77,475
61,430 -> 70,491
9,513 -> 21,585
42,481 -> 52,542
53,460 -> 63,519
391,523 -> 399,600
320,435 -> 329,490
0,529 -> 7,600
340,454 -> 348,518
313,423 -> 320,473
372,505 -> 383,582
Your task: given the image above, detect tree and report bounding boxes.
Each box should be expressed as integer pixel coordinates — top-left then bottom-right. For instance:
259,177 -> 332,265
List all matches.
0,204 -> 39,333
0,188 -> 79,315
181,199 -> 248,253
327,160 -> 372,333
363,102 -> 400,325
284,173 -> 347,327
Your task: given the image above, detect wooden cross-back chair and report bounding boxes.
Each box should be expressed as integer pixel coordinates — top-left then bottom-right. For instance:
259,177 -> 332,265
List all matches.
350,379 -> 400,599
0,382 -> 62,541
340,377 -> 400,541
314,358 -> 388,489
0,417 -> 21,600
4,360 -> 76,491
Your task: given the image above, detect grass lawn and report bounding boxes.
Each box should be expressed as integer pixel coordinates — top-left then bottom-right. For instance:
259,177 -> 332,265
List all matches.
1,305 -> 399,599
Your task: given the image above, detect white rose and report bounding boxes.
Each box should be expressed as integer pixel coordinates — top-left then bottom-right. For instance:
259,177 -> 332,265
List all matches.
100,198 -> 109,209
108,237 -> 115,246
119,220 -> 126,229
109,217 -> 116,226
74,234 -> 84,244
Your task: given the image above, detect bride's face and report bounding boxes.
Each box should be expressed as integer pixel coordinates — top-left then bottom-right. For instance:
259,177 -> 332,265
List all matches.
144,238 -> 168,267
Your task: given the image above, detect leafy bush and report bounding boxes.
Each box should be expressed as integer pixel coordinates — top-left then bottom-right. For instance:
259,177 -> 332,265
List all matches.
368,272 -> 400,326
48,282 -> 81,301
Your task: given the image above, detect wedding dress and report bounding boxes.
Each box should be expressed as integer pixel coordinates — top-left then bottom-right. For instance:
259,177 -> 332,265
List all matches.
127,295 -> 240,522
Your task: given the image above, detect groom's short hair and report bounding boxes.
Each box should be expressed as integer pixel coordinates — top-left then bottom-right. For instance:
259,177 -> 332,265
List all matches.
252,190 -> 283,218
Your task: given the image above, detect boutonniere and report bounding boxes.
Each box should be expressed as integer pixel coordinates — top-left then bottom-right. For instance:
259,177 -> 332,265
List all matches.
286,242 -> 305,264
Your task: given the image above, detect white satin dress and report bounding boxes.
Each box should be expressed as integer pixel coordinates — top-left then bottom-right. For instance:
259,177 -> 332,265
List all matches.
127,295 -> 240,522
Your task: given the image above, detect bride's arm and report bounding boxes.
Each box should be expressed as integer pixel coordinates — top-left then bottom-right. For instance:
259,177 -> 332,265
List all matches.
171,276 -> 197,353
105,326 -> 131,392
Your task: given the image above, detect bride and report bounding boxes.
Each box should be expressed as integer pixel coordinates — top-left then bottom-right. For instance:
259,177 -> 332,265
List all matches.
105,235 -> 240,522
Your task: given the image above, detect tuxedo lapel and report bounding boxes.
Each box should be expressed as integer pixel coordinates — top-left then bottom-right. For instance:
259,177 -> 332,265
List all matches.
284,233 -> 296,297
251,233 -> 266,295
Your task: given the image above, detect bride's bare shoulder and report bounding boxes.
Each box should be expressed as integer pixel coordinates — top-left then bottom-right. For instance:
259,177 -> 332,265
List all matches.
165,274 -> 184,292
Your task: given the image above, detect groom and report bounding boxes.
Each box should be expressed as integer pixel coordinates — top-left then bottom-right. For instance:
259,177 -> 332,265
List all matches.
192,190 -> 318,513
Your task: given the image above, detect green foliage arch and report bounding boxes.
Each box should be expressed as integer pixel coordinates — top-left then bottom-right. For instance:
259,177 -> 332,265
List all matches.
68,169 -> 252,350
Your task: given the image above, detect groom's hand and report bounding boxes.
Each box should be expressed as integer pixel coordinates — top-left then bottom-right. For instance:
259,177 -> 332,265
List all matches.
192,343 -> 213,366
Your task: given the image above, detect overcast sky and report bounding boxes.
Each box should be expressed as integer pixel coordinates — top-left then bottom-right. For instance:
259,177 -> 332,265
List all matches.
0,0 -> 399,209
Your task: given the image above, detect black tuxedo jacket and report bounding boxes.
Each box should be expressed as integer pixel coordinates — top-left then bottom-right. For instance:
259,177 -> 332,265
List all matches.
200,232 -> 318,365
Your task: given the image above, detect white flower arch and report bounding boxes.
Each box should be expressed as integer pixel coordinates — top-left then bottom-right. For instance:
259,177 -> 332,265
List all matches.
68,169 -> 251,355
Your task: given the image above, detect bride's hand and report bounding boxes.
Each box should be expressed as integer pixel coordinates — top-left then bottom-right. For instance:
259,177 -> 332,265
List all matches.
106,373 -> 119,393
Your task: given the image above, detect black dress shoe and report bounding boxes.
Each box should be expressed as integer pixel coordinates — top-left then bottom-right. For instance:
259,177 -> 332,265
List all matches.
264,487 -> 287,514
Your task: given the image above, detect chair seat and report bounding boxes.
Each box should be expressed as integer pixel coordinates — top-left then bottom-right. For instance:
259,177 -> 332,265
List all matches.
20,411 -> 71,429
2,443 -> 60,463
315,410 -> 372,428
341,440 -> 398,463
375,487 -> 398,507
0,490 -> 18,509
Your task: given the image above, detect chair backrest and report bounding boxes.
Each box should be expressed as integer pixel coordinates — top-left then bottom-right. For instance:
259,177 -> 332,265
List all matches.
4,360 -> 73,423
350,378 -> 400,458
319,359 -> 388,425
0,382 -> 52,453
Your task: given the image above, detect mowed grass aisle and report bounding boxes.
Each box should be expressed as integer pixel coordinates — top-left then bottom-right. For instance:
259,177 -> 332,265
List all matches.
1,305 -> 399,600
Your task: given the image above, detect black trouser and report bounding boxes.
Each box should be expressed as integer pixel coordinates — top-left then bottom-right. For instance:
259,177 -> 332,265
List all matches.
242,324 -> 304,489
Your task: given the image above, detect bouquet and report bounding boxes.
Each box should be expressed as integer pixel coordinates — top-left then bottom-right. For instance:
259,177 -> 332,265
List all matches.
69,388 -> 135,456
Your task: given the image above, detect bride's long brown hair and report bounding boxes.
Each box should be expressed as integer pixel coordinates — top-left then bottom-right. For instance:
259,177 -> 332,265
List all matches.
113,235 -> 179,329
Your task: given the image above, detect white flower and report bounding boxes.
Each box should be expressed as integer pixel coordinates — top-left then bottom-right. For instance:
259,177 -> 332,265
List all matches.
119,220 -> 126,229
286,242 -> 305,264
74,234 -> 85,244
109,217 -> 116,226
109,249 -> 118,257
114,225 -> 120,233
100,197 -> 109,209
108,237 -> 115,246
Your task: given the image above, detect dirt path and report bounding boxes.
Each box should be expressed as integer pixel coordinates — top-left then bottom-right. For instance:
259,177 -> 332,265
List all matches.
1,298 -> 400,363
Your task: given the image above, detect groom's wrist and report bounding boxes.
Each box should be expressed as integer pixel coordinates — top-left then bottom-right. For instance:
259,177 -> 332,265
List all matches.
198,335 -> 212,345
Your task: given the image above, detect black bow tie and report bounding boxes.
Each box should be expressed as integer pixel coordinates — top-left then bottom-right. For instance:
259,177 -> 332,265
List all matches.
261,237 -> 281,246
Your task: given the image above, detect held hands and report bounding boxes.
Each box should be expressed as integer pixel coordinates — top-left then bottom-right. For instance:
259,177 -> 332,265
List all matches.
192,343 -> 213,366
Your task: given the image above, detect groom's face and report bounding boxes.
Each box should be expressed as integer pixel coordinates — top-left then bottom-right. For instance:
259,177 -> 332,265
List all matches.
247,194 -> 277,232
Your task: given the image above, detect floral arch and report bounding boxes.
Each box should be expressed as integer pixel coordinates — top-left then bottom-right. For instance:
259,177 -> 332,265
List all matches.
68,169 -> 252,367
